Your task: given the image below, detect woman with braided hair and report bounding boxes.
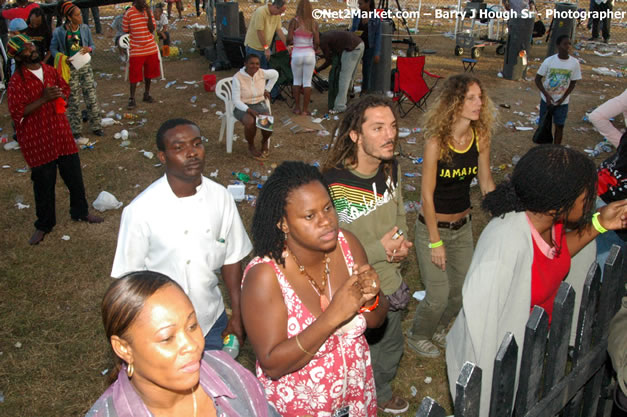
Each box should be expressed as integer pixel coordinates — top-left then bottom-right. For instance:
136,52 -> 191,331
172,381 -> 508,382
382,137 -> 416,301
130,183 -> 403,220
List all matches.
50,0 -> 103,140
446,145 -> 627,417
241,161 -> 387,416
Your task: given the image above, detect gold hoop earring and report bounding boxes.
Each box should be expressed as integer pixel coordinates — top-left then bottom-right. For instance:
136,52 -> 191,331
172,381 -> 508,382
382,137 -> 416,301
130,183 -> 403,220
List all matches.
127,362 -> 134,378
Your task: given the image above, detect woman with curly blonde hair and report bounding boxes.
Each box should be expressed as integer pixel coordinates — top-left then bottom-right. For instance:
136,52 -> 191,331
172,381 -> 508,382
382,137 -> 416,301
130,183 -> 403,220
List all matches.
407,74 -> 496,358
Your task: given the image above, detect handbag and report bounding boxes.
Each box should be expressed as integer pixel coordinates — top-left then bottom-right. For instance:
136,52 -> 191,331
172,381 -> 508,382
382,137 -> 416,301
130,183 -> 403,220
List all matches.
533,105 -> 554,144
386,280 -> 411,312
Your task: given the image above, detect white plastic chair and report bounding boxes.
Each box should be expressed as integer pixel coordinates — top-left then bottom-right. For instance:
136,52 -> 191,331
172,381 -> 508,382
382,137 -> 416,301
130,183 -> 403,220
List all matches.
215,76 -> 272,154
118,33 -> 165,81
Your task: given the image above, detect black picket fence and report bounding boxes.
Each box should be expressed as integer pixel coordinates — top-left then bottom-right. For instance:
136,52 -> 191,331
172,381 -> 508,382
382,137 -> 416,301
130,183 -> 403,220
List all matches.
416,243 -> 625,417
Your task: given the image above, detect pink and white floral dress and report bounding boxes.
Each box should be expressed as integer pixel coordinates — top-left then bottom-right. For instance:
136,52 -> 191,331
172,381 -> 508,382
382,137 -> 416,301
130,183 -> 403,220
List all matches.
243,231 -> 377,417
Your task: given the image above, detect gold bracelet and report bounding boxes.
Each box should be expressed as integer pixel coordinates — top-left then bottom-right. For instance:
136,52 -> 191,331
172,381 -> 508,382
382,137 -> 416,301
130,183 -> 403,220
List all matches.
295,334 -> 314,356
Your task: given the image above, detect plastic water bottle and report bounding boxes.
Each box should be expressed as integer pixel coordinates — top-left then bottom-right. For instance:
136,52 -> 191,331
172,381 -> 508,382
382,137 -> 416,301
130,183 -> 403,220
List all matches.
232,172 -> 250,183
222,334 -> 240,359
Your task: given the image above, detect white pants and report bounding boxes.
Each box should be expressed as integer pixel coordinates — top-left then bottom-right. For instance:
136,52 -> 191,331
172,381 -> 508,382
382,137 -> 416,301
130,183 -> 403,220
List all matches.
291,51 -> 316,88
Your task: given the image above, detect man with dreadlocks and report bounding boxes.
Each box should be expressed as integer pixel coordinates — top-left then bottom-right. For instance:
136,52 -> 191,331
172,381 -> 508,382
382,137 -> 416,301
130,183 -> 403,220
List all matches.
446,145 -> 627,417
7,34 -> 103,245
322,95 -> 411,415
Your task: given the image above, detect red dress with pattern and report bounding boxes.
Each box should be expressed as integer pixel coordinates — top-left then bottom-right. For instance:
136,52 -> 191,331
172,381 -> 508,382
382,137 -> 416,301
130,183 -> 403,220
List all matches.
243,231 -> 377,417
7,64 -> 77,168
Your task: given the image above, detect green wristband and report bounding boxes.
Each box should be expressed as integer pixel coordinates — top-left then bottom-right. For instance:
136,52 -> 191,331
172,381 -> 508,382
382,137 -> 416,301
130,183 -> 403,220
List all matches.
428,240 -> 444,249
591,212 -> 608,234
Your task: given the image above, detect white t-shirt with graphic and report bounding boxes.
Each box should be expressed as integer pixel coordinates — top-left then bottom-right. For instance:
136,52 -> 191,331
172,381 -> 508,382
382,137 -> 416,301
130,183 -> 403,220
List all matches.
537,54 -> 582,105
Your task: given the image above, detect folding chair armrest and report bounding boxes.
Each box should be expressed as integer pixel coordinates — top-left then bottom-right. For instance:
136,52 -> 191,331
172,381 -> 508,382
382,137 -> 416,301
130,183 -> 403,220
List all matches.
423,70 -> 442,79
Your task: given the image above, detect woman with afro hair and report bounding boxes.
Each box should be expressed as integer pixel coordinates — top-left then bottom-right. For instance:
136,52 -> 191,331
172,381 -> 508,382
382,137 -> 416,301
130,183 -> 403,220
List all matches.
446,144 -> 627,417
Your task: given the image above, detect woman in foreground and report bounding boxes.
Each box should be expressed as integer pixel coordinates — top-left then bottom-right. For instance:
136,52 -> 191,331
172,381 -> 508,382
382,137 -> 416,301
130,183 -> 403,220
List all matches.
242,161 -> 388,417
86,271 -> 278,417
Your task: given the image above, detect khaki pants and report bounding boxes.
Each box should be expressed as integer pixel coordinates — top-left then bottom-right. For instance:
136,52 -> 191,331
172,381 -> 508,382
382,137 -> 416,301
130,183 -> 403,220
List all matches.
409,219 -> 474,340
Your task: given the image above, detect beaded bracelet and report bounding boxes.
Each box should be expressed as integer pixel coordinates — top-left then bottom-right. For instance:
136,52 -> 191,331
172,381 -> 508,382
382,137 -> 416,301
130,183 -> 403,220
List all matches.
359,294 -> 380,313
591,212 -> 608,234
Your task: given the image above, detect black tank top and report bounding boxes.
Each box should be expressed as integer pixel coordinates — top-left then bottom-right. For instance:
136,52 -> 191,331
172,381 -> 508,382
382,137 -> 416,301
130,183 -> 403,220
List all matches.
433,130 -> 479,214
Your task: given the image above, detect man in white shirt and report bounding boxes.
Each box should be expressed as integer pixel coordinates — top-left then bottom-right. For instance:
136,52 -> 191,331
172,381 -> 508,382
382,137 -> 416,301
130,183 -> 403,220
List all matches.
534,34 -> 581,145
111,118 -> 252,350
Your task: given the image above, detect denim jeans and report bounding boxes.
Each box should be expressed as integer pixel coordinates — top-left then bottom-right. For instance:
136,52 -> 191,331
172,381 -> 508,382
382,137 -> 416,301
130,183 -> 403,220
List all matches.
204,309 -> 228,351
361,47 -> 375,93
410,218 -> 474,340
334,41 -> 364,111
245,45 -> 280,98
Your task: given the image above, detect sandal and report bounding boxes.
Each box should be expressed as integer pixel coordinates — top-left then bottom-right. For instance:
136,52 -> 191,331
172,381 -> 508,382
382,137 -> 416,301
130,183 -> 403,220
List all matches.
292,108 -> 301,115
128,97 -> 136,109
143,94 -> 155,103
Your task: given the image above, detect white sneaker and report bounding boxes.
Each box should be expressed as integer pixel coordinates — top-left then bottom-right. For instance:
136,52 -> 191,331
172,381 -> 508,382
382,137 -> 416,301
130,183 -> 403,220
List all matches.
75,137 -> 90,146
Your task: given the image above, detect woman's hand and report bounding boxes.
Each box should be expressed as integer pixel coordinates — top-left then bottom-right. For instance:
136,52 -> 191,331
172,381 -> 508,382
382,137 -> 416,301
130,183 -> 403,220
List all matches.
431,244 -> 446,271
80,46 -> 91,54
263,91 -> 271,101
598,200 -> 627,231
353,263 -> 380,302
247,108 -> 259,118
327,274 -> 366,324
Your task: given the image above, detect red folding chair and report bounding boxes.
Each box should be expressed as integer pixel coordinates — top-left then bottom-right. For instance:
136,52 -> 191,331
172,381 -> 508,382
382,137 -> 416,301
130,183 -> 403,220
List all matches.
393,56 -> 442,118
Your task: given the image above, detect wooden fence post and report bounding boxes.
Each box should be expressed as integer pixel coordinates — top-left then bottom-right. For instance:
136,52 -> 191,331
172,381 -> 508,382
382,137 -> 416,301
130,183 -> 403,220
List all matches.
543,283 -> 576,393
455,362 -> 482,417
514,307 -> 549,416
573,262 -> 601,363
489,332 -> 518,417
415,397 -> 447,417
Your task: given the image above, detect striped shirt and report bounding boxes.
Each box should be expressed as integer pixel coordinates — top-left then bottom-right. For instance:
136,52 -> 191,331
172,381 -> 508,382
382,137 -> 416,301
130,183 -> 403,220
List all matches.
85,351 -> 280,417
122,6 -> 158,57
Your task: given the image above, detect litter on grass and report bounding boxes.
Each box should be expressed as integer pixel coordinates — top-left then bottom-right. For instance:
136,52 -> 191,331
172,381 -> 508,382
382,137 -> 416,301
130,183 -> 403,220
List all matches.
93,191 -> 123,212
413,290 -> 426,301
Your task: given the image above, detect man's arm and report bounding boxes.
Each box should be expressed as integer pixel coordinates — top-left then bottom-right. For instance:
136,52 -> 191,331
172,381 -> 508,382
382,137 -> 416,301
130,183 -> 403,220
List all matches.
256,29 -> 267,49
315,42 -> 332,72
275,24 -> 287,45
220,262 -> 245,344
555,80 -> 576,106
122,9 -> 130,33
534,73 -> 553,106
9,77 -> 57,119
111,207 -> 150,278
146,8 -> 155,33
